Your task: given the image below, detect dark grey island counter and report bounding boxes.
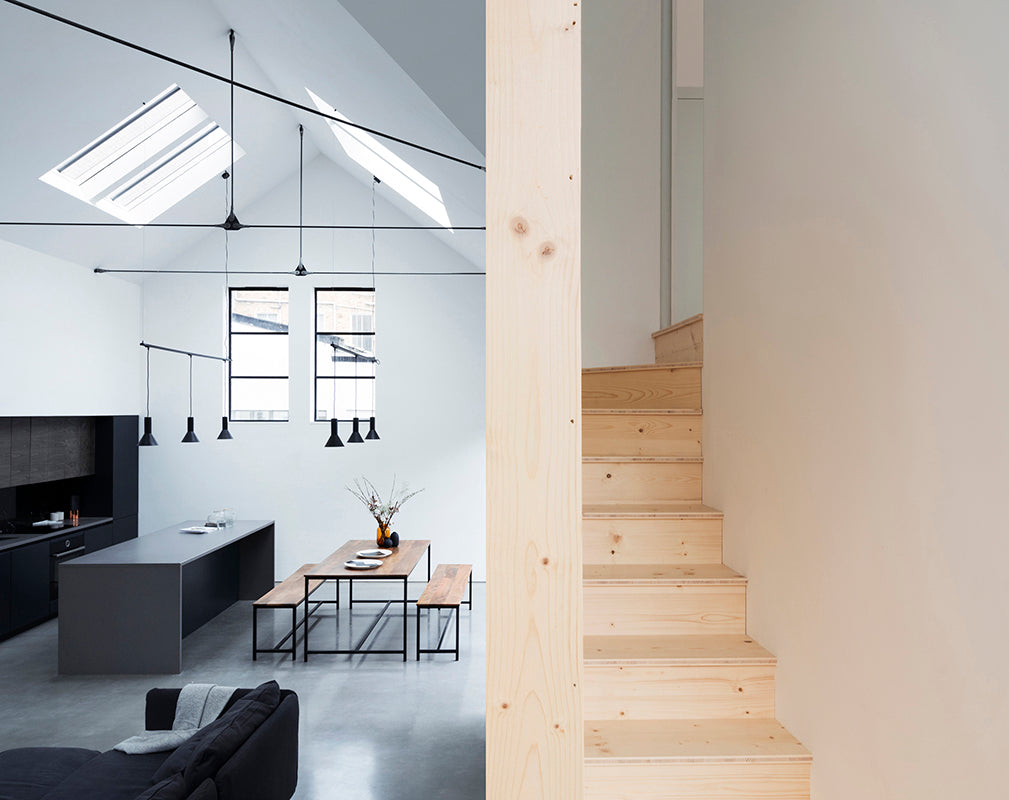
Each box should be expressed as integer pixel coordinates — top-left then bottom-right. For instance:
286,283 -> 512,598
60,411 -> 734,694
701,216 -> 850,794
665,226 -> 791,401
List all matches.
58,520 -> 274,674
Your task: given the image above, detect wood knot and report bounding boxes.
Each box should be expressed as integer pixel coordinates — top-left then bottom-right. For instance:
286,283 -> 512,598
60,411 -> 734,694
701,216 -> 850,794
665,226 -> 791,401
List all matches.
605,473 -> 612,479
501,702 -> 509,709
540,242 -> 556,258
511,217 -> 529,235
542,557 -> 549,565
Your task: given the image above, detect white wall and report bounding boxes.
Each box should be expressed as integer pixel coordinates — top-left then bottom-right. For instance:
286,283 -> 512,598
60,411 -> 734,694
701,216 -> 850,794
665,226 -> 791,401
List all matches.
139,157 -> 487,580
704,2 -> 1009,797
582,1 -> 662,367
0,238 -> 142,415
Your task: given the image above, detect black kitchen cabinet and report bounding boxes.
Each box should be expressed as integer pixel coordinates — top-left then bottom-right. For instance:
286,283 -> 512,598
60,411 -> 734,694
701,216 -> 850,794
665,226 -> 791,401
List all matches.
84,523 -> 113,554
11,540 -> 49,631
28,418 -> 51,483
0,417 -> 96,489
84,416 -> 138,518
112,515 -> 138,545
9,419 -> 30,488
0,552 -> 10,638
0,419 -> 11,487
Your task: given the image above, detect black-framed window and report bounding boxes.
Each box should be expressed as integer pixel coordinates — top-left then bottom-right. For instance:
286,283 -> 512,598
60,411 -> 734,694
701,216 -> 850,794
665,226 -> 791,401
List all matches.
229,288 -> 290,421
315,288 -> 376,422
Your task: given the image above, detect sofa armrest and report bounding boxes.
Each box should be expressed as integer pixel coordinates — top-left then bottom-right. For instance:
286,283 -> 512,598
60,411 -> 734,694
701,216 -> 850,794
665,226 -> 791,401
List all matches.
213,693 -> 299,800
146,689 -> 183,731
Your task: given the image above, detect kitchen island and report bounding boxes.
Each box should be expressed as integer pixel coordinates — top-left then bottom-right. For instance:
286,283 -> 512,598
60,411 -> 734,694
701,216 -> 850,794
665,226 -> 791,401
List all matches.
58,519 -> 274,674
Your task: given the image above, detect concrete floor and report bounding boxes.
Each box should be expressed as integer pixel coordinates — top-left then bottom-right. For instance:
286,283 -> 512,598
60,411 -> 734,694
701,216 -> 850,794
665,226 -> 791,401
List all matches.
0,581 -> 486,800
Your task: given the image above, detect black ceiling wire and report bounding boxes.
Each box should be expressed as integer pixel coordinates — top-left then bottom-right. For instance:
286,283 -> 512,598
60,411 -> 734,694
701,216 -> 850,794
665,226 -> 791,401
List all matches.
0,221 -> 485,230
94,268 -> 485,276
1,0 -> 486,172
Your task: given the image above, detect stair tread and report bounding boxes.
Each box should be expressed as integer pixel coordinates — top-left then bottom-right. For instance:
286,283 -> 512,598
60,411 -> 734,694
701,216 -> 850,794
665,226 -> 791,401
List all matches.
585,634 -> 776,665
585,719 -> 811,764
583,456 -> 704,463
583,408 -> 702,416
583,362 -> 703,374
583,502 -> 723,518
584,563 -> 745,585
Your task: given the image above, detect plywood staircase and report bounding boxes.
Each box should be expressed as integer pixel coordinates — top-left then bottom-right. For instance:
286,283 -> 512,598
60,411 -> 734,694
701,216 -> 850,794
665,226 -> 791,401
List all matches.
582,316 -> 812,798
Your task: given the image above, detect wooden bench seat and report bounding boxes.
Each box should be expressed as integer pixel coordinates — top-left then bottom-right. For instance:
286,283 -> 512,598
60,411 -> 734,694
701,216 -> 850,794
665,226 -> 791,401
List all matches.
416,564 -> 472,660
253,563 -> 326,660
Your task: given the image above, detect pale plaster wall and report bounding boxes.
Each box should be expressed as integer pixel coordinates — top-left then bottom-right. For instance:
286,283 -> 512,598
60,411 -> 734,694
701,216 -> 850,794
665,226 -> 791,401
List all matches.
582,0 -> 662,367
704,2 -> 1009,797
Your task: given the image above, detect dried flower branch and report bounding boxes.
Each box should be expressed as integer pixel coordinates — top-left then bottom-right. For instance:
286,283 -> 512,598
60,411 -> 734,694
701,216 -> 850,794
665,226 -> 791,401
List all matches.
347,476 -> 423,529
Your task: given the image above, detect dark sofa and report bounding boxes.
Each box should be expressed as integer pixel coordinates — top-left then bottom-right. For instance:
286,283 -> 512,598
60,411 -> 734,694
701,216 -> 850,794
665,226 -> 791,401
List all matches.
0,682 -> 298,800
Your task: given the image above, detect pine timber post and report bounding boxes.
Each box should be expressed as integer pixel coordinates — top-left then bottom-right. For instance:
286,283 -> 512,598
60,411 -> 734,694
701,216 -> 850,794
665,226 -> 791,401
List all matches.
486,0 -> 584,798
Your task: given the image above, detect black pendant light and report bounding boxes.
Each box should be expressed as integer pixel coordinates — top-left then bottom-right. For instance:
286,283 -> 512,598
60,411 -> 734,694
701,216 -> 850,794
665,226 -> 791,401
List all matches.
348,355 -> 364,443
139,347 -> 158,446
218,177 -> 235,442
325,418 -> 344,448
293,124 -> 308,277
182,355 -> 199,443
324,342 -> 344,448
364,179 -> 379,443
348,417 -> 364,444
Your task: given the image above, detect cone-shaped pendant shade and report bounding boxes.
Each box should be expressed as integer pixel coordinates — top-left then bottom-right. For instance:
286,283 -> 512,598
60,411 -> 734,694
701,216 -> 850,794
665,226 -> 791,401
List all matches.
365,416 -> 379,440
182,417 -> 199,443
139,416 -> 158,447
217,416 -> 234,440
325,418 -> 344,448
348,417 -> 364,443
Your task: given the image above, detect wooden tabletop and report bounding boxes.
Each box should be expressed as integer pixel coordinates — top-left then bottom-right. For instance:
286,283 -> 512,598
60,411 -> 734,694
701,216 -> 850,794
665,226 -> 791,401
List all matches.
307,539 -> 431,579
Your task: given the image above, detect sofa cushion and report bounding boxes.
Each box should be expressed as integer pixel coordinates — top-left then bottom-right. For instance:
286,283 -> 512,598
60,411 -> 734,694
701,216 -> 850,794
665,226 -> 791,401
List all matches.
134,773 -> 185,800
150,681 -> 280,793
39,751 -> 169,800
0,748 -> 99,800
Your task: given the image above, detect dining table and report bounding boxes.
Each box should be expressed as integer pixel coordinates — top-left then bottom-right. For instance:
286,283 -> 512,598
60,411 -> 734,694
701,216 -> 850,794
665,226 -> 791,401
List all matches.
302,538 -> 431,661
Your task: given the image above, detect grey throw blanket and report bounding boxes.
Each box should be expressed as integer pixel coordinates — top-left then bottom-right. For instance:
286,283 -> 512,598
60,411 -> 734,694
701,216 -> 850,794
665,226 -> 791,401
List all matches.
115,683 -> 236,754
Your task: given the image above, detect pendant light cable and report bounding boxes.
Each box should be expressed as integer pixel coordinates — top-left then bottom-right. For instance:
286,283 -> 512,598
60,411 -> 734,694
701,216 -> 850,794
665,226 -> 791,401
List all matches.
295,125 -> 305,276
189,354 -> 194,417
229,29 -> 236,219
146,347 -> 151,418
371,177 -> 378,419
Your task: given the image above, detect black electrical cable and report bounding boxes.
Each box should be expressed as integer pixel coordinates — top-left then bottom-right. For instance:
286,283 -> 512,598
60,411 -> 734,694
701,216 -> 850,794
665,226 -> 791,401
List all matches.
1,0 -> 486,172
95,267 -> 485,276
0,221 -> 485,230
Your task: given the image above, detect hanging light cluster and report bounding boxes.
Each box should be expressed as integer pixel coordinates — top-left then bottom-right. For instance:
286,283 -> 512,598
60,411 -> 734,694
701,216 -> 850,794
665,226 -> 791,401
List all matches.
138,343 -> 233,447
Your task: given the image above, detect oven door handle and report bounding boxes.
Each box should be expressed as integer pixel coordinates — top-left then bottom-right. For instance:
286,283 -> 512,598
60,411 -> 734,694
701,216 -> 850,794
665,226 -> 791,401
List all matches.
52,546 -> 86,559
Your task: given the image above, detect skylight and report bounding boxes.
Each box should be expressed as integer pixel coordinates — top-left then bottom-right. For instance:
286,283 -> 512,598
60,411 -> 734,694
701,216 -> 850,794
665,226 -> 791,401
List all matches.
40,84 -> 243,226
306,88 -> 452,229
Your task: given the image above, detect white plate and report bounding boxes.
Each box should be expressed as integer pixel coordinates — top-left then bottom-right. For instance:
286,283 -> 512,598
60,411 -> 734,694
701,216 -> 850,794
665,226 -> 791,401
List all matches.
180,526 -> 214,534
344,559 -> 383,570
355,549 -> 393,559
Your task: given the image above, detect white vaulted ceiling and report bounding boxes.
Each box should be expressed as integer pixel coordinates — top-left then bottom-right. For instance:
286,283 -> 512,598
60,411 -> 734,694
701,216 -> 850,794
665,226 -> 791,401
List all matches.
0,0 -> 485,275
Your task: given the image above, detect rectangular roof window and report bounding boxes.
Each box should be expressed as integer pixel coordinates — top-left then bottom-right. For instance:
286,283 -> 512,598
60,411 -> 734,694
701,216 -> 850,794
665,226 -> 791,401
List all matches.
40,84 -> 243,225
306,88 -> 452,229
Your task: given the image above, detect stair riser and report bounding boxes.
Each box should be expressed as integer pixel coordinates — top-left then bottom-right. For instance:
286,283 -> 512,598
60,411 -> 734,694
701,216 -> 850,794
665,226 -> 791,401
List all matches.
584,462 -> 702,504
585,762 -> 810,800
583,518 -> 722,565
652,314 -> 703,365
584,585 -> 746,636
583,367 -> 701,410
584,664 -> 776,721
583,413 -> 702,457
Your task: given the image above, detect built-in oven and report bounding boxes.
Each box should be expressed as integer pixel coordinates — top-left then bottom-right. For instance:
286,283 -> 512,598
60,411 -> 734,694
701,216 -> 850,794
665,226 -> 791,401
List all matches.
50,532 -> 86,614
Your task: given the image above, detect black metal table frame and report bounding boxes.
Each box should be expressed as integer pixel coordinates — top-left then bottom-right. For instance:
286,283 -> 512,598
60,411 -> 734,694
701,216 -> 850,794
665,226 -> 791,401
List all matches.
303,544 -> 431,662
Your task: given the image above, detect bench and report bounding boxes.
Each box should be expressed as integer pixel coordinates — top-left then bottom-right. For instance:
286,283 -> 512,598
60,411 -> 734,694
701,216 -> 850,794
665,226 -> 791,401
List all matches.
253,563 -> 325,661
415,563 -> 473,661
